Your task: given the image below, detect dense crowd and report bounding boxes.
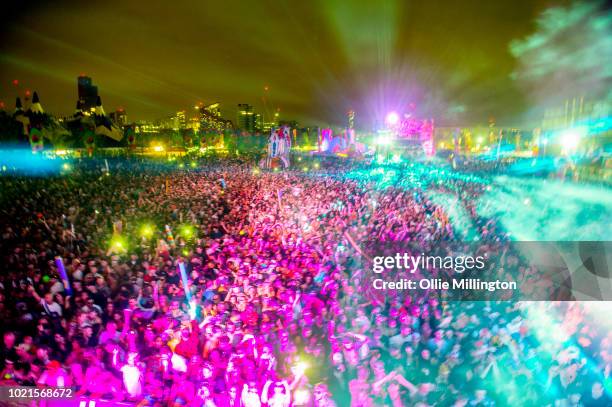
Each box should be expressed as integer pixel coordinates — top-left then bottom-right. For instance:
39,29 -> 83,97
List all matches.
0,156 -> 610,406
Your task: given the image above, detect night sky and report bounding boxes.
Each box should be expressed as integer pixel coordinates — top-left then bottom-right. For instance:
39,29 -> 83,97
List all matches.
0,0 -> 576,127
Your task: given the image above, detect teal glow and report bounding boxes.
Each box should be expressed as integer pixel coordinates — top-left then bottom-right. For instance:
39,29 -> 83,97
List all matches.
339,160 -> 610,241
477,175 -> 612,241
0,149 -> 68,176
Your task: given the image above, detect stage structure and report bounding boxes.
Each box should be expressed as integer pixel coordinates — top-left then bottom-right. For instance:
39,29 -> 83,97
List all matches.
396,116 -> 435,156
317,127 -> 362,155
380,112 -> 435,158
261,125 -> 292,169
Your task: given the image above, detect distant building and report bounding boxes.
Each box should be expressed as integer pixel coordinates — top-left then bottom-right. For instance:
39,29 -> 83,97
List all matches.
237,104 -> 256,134
348,110 -> 355,129
134,121 -> 160,134
262,122 -> 275,133
255,113 -> 263,133
77,75 -> 99,112
203,103 -> 221,118
156,111 -> 186,131
200,103 -> 232,132
188,116 -> 200,132
260,110 -> 280,133
176,111 -> 186,129
109,108 -> 127,126
155,115 -> 176,130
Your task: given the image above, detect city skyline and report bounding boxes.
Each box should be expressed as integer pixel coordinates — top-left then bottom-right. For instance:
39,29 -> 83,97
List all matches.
4,74 -> 306,130
1,0 -> 610,128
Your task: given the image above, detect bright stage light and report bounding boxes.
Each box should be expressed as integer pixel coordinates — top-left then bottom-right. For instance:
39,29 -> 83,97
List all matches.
559,126 -> 586,150
62,163 -> 71,171
385,111 -> 399,126
376,132 -> 392,146
153,145 -> 164,152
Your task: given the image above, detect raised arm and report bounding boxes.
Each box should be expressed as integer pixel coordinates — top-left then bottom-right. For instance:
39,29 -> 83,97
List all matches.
373,371 -> 396,392
27,285 -> 42,304
224,286 -> 234,302
392,372 -> 418,395
261,380 -> 272,404
152,281 -> 160,309
111,346 -> 121,369
120,308 -> 132,340
280,380 -> 290,406
241,384 -> 249,404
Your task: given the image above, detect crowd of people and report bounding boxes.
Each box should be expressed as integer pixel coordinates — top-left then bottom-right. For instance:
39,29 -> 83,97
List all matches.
0,154 -> 610,406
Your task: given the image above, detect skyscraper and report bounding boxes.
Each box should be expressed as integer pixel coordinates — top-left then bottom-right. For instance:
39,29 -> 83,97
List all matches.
199,103 -> 232,132
255,113 -> 263,133
110,108 -> 127,126
203,103 -> 221,118
237,104 -> 256,134
77,75 -> 99,112
176,111 -> 186,129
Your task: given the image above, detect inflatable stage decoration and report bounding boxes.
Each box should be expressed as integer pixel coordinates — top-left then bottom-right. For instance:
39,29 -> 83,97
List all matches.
13,92 -> 69,151
93,96 -> 123,142
13,97 -> 31,146
261,125 -> 292,169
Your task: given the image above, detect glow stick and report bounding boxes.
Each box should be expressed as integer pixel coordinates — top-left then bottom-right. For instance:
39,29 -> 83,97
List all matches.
55,256 -> 72,295
178,261 -> 192,303
188,299 -> 197,319
343,232 -> 372,262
